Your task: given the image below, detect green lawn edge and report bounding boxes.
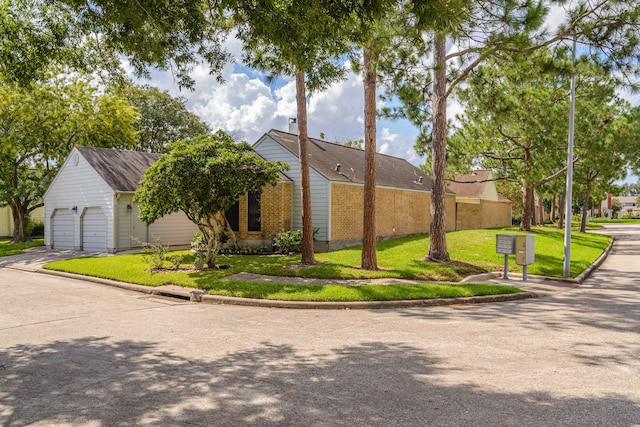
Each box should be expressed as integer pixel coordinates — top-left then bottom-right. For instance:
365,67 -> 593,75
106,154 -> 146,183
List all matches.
0,238 -> 44,257
42,226 -> 611,302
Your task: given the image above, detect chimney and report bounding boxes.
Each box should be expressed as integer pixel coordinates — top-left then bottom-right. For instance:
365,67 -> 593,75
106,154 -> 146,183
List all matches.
288,117 -> 298,135
607,193 -> 612,210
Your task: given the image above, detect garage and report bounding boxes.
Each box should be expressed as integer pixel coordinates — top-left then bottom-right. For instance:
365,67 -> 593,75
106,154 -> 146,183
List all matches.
81,207 -> 107,252
52,209 -> 74,250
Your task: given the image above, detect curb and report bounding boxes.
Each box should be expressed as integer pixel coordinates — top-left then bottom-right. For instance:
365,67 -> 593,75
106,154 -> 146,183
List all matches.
36,268 -> 537,310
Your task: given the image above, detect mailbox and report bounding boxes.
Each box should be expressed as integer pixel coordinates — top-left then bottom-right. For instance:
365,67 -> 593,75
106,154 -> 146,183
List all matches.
496,234 -> 516,255
515,235 -> 535,265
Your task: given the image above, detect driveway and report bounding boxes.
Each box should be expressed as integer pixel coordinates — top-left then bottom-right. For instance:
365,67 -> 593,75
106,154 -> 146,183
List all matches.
0,225 -> 638,426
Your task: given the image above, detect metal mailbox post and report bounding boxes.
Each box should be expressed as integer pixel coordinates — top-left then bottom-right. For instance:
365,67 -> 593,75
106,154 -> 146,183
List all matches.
515,235 -> 535,281
496,234 -> 535,281
496,234 -> 516,279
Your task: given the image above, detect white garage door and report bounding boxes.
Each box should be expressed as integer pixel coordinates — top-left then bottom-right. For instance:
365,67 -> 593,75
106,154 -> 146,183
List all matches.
82,207 -> 107,252
52,209 -> 74,250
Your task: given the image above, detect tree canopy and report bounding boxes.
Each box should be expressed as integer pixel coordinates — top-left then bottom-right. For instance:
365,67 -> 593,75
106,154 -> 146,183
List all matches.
134,131 -> 287,267
0,74 -> 138,241
121,83 -> 211,153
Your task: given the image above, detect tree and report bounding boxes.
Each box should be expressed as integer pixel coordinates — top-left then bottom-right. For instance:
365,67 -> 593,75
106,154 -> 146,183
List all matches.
450,48 -> 626,231
134,131 -> 287,268
232,0 -> 362,265
383,0 -> 640,261
121,84 -> 211,153
0,0 -> 79,85
0,74 -> 138,242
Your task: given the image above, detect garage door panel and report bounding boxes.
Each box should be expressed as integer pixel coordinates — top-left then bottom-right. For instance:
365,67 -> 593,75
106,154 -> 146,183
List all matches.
52,209 -> 74,250
82,207 -> 107,252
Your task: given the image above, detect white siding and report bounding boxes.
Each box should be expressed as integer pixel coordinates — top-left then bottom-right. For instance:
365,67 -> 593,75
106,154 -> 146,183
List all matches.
148,212 -> 198,246
44,148 -> 115,250
254,135 -> 330,241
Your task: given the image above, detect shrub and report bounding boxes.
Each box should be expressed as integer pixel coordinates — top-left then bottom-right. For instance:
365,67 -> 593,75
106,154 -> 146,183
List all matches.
273,230 -> 303,253
132,236 -> 169,269
27,219 -> 45,237
166,254 -> 184,270
273,228 -> 319,254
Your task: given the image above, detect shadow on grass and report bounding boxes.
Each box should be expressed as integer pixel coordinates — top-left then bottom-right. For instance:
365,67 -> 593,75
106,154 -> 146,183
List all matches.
2,338 -> 638,426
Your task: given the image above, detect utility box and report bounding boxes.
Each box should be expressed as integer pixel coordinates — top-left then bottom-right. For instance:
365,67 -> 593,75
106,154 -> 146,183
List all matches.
515,235 -> 535,265
496,234 -> 516,255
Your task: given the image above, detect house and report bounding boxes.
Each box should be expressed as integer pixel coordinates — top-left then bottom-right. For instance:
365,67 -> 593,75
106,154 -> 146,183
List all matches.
44,146 -> 293,252
253,129 -> 457,251
44,146 -> 198,252
446,170 -> 512,230
601,194 -> 639,217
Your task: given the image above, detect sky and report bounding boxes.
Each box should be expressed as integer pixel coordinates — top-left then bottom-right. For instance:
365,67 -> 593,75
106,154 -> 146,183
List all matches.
136,3 -> 638,184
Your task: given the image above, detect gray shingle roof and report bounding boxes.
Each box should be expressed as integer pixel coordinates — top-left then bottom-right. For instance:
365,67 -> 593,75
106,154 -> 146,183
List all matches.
75,146 -> 160,193
447,170 -> 492,199
266,130 -> 447,192
74,145 -> 292,193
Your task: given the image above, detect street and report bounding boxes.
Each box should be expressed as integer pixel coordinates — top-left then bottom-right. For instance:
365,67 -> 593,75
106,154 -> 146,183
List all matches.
1,225 -> 639,426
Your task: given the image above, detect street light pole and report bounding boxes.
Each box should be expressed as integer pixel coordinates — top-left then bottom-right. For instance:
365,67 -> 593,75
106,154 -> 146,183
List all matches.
563,38 -> 577,277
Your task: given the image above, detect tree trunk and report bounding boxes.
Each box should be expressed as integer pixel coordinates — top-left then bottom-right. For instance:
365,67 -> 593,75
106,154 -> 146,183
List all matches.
520,182 -> 534,231
296,71 -> 316,265
10,200 -> 31,243
557,189 -> 566,229
550,195 -> 556,223
537,195 -> 544,225
580,182 -> 591,232
361,47 -> 378,270
427,32 -> 450,262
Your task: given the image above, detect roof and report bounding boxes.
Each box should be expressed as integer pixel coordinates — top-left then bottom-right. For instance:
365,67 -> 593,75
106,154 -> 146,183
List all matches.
266,130 -> 448,192
75,145 -> 292,193
75,146 -> 161,192
447,170 -> 492,199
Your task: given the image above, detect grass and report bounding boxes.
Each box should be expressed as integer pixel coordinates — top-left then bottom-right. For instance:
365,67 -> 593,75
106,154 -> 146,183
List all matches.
0,238 -> 44,256
591,217 -> 640,224
42,226 -> 611,302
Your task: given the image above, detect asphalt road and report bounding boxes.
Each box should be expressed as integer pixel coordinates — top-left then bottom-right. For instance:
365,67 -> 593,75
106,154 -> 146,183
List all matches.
0,224 -> 639,426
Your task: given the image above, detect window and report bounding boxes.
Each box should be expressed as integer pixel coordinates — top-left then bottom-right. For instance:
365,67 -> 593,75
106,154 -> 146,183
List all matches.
248,192 -> 261,231
225,200 -> 239,231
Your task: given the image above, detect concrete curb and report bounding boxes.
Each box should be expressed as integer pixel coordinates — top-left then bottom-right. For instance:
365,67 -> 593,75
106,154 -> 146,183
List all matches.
36,268 -> 537,309
32,236 -> 614,310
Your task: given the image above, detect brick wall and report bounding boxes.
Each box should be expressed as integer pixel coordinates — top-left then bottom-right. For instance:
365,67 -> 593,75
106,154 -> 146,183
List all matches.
234,181 -> 292,245
456,199 -> 512,230
330,183 -> 456,244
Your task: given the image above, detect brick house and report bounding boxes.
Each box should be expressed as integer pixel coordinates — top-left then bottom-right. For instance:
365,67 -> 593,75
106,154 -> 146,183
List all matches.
446,170 -> 512,230
254,130 -> 457,251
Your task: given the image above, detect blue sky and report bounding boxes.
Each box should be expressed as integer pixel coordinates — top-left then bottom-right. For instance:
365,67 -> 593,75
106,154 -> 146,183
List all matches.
139,3 -> 638,184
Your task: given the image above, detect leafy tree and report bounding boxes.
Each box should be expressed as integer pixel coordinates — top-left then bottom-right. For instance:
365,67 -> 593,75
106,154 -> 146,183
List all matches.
134,131 -> 287,268
451,48 -> 627,231
0,74 -> 138,242
59,0 -> 230,89
121,84 -> 211,153
232,0 -> 362,265
0,0 -> 78,85
382,0 -> 640,261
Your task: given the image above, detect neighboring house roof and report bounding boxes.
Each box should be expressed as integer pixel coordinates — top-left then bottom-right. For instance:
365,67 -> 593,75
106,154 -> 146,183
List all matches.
266,129 -> 450,192
447,170 -> 510,202
75,146 -> 160,193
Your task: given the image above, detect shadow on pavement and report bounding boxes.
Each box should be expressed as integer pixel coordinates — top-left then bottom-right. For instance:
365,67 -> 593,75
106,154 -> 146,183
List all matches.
1,338 -> 638,426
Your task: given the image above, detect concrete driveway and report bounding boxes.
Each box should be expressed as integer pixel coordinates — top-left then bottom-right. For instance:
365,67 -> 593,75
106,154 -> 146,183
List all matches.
0,225 -> 639,426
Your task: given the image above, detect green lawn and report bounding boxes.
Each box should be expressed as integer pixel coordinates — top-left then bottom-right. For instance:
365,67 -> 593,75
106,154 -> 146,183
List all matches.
0,238 -> 44,256
42,226 -> 610,302
591,218 -> 640,224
